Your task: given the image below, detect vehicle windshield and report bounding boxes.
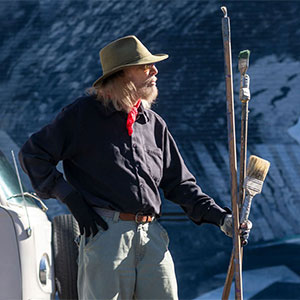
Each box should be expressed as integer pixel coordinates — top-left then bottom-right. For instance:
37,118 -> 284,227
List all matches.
0,151 -> 35,206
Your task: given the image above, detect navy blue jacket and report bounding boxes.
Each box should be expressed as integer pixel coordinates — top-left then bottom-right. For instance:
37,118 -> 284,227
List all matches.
19,95 -> 228,225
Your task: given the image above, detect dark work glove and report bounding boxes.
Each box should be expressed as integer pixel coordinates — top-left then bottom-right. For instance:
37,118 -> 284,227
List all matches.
64,190 -> 108,237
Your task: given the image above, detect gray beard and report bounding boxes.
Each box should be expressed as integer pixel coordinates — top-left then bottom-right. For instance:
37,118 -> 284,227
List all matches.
137,86 -> 158,107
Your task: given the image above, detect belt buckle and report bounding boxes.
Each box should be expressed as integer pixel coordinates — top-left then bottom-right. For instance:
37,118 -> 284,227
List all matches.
135,212 -> 146,224
135,212 -> 154,224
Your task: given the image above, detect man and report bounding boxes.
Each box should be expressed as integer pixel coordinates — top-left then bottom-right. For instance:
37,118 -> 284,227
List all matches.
19,35 -> 251,300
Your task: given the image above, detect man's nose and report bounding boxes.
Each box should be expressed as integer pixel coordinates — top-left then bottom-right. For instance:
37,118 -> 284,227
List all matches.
150,65 -> 158,76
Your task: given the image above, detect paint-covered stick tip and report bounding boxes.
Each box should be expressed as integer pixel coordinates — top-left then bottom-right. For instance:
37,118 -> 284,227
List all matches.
221,6 -> 227,17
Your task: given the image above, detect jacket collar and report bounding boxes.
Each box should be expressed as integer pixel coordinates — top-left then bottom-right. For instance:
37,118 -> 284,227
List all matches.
94,96 -> 149,122
137,102 -> 150,123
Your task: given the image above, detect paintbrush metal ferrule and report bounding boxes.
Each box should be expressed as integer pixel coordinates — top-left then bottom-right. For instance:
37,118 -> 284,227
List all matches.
240,74 -> 250,102
243,176 -> 264,196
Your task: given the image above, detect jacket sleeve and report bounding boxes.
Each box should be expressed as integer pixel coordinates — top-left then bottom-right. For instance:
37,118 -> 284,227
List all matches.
159,126 -> 228,226
18,104 -> 77,202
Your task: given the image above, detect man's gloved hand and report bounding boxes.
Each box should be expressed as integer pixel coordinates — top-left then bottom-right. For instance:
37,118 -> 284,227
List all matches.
64,190 -> 108,237
220,214 -> 252,246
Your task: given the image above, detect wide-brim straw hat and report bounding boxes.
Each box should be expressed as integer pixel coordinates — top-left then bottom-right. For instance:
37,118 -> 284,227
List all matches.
93,35 -> 169,87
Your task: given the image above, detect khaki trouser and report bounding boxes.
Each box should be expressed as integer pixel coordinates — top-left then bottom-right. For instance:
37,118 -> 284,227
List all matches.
77,213 -> 178,300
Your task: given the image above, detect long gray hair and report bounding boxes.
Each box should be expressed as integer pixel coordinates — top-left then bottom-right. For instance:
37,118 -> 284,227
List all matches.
87,71 -> 151,113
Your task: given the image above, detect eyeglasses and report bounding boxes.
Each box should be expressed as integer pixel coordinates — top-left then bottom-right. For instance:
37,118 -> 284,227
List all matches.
142,64 -> 155,71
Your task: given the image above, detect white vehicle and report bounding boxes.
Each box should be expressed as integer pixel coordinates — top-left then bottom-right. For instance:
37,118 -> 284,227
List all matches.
0,150 -> 78,300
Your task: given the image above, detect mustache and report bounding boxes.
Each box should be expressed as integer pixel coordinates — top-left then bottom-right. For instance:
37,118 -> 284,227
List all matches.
145,76 -> 157,84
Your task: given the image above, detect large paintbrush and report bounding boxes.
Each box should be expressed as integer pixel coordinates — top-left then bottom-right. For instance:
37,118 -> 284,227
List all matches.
222,155 -> 270,300
240,155 -> 271,223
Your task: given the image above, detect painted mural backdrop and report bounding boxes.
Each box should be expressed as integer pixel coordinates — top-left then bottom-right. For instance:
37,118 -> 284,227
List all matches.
1,1 -> 299,298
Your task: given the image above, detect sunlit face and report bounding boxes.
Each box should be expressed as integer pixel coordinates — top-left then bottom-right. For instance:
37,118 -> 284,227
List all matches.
124,64 -> 159,104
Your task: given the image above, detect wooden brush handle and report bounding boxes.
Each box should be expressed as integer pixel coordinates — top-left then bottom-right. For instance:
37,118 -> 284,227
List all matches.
240,194 -> 253,223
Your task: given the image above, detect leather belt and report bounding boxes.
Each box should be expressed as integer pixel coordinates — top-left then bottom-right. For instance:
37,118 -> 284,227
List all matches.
93,207 -> 155,224
120,212 -> 155,224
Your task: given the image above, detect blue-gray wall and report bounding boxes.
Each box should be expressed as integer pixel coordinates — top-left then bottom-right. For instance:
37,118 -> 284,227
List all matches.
1,1 -> 300,298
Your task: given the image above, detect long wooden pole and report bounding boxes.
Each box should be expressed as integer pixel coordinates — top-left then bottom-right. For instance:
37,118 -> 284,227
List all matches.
221,7 -> 243,300
222,101 -> 248,299
222,52 -> 251,299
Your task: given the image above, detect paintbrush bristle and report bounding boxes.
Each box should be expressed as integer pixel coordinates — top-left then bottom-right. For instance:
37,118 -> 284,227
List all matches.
238,50 -> 251,60
246,155 -> 270,181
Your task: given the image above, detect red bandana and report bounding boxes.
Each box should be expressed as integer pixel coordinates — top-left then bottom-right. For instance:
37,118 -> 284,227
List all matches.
126,99 -> 141,136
